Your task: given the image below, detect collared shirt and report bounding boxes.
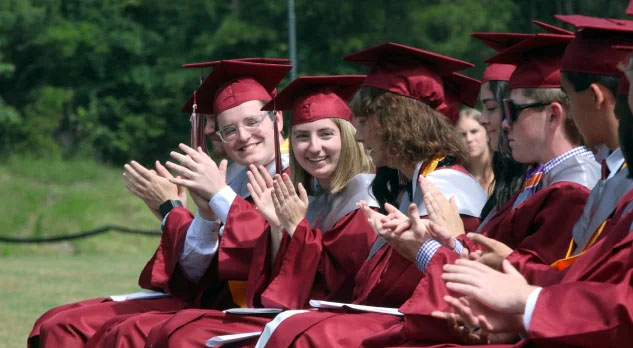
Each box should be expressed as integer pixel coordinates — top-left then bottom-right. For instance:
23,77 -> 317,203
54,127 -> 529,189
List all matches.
543,146 -> 595,176
525,148 -> 626,329
415,146 -> 595,274
416,238 -> 464,272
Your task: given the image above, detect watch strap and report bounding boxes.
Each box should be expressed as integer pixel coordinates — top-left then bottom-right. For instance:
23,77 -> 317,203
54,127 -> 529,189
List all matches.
159,200 -> 184,218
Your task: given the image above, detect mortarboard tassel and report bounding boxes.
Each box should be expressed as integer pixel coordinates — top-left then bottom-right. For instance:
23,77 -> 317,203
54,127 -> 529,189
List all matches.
272,98 -> 282,175
190,90 -> 208,153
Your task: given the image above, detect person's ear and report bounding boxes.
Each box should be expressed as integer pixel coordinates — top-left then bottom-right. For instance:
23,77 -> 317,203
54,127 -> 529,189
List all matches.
548,102 -> 565,127
589,83 -> 605,109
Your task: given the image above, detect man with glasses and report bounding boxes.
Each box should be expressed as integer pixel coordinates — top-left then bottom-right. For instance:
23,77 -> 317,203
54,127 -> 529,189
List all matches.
30,59 -> 292,348
85,60 -> 295,347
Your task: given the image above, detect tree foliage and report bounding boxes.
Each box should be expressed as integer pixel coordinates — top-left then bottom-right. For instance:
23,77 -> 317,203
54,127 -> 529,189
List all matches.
0,0 -> 629,164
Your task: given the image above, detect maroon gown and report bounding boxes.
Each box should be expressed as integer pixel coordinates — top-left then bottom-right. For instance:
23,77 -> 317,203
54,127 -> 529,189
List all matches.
142,196 -> 379,347
416,188 -> 633,348
30,190 -> 271,348
361,180 -> 594,347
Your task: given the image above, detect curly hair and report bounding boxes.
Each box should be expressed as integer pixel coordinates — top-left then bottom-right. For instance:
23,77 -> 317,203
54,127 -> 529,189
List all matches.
349,86 -> 467,210
349,86 -> 467,166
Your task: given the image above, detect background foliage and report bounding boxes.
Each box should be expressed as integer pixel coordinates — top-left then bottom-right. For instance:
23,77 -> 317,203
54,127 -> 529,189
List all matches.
0,0 -> 630,165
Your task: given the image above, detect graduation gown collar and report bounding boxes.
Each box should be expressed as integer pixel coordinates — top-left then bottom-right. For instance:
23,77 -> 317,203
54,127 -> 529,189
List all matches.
305,173 -> 378,231
228,152 -> 290,199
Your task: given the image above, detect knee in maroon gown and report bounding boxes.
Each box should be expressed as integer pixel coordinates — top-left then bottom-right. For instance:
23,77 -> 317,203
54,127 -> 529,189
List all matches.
32,297 -> 187,348
146,309 -> 273,348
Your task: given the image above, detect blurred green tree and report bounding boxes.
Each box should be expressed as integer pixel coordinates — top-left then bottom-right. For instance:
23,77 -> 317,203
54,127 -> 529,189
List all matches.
0,0 -> 630,164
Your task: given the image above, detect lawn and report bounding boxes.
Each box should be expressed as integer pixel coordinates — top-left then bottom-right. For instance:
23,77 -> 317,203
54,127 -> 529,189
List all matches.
0,254 -> 154,347
0,156 -> 170,347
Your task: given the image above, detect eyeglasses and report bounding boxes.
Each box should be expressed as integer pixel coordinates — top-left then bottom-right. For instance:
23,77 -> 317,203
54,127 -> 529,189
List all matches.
502,99 -> 549,125
215,112 -> 271,143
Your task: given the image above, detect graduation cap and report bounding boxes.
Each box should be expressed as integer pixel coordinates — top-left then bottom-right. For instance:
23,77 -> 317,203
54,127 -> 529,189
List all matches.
471,32 -> 531,82
181,60 -> 292,115
488,33 -> 574,89
443,73 -> 482,124
343,42 -> 474,120
554,15 -> 633,77
262,75 -> 365,126
555,15 -> 633,33
181,58 -> 291,113
181,57 -> 291,69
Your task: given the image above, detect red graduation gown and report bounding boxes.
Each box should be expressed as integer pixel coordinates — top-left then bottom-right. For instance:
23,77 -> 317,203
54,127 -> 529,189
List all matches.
248,209 -> 378,309
255,163 -> 485,348
362,181 -> 593,347
29,193 -> 271,348
142,208 -> 378,348
259,216 -> 480,348
415,190 -> 633,348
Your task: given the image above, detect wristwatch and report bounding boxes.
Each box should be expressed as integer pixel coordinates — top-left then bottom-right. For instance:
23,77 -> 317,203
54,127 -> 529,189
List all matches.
159,200 -> 184,218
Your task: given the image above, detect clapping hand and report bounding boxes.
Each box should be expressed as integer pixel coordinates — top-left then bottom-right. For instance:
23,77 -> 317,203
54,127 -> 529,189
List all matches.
123,160 -> 184,221
247,164 -> 281,229
167,143 -> 228,201
370,203 -> 433,263
420,176 -> 465,239
271,173 -> 309,236
442,259 -> 537,315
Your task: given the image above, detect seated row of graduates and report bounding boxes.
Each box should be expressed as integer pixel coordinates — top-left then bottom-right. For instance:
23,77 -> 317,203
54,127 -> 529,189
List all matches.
30,13 -> 633,348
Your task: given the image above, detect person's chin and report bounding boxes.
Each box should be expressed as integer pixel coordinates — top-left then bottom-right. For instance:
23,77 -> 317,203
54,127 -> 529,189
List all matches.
232,152 -> 262,167
308,166 -> 334,179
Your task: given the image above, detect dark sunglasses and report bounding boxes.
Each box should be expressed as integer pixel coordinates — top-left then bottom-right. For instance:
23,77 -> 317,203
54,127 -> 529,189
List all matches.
503,99 -> 550,125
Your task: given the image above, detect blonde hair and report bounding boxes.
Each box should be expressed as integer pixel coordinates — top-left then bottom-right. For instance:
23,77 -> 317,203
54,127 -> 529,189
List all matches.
289,118 -> 374,194
458,107 -> 482,123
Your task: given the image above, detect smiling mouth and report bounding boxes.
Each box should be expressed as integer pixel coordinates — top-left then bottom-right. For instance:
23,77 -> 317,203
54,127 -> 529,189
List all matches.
239,143 -> 259,152
307,156 -> 327,163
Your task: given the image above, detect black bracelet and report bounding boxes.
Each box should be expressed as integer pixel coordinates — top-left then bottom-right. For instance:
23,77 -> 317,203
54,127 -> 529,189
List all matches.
159,200 -> 184,218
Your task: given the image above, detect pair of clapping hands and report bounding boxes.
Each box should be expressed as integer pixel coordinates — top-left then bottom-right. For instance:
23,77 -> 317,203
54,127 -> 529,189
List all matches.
245,164 -> 309,236
122,143 -> 229,221
354,176 -> 535,344
356,176 -> 467,263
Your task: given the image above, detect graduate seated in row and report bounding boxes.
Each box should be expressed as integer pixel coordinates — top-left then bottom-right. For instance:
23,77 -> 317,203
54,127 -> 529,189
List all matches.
30,58 -> 294,347
141,74 -> 380,347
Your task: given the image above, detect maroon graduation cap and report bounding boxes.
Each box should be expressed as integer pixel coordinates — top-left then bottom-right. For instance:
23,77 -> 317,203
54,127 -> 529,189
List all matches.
488,33 -> 574,89
262,75 -> 366,126
181,60 -> 292,115
343,42 -> 474,120
471,32 -> 531,82
443,73 -> 482,124
181,57 -> 291,69
555,15 -> 633,77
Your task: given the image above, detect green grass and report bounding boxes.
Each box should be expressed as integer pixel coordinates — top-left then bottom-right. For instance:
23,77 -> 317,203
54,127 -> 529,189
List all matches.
0,156 -> 177,347
0,156 -> 164,256
0,254 -> 152,348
